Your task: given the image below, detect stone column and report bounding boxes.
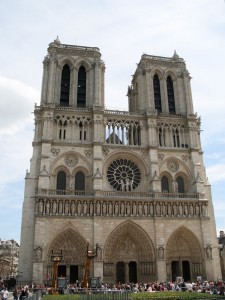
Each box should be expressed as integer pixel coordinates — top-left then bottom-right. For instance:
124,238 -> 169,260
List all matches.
41,57 -> 50,104
47,54 -> 57,104
160,76 -> 168,113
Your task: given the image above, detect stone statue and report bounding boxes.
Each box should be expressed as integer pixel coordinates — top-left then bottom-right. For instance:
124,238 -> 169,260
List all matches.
71,201 -> 75,215
126,202 -> 131,215
52,200 -> 57,214
89,201 -> 94,216
120,201 -> 125,215
132,202 -> 137,216
143,202 -> 148,216
38,200 -> 43,214
83,201 -> 88,215
114,202 -> 119,215
96,201 -> 101,215
108,201 -> 113,215
64,200 -> 69,215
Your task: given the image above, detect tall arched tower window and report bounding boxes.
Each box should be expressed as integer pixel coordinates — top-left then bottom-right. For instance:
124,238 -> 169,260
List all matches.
176,176 -> 185,193
161,176 -> 169,193
153,75 -> 162,113
75,171 -> 85,191
56,171 -> 66,191
167,76 -> 176,114
77,66 -> 86,108
60,64 -> 70,106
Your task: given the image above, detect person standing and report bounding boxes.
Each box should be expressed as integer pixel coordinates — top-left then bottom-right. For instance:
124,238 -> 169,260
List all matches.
3,288 -> 9,300
13,287 -> 18,300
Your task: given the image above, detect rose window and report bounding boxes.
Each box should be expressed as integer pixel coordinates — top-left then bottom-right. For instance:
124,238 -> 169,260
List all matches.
107,158 -> 141,191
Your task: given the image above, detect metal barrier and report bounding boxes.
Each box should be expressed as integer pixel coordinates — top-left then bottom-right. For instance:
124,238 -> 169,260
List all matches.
79,290 -> 131,300
27,290 -> 42,300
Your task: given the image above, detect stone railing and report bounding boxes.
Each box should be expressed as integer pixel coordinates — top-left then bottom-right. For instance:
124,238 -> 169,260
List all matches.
35,198 -> 207,219
37,189 -> 93,196
37,189 -> 200,200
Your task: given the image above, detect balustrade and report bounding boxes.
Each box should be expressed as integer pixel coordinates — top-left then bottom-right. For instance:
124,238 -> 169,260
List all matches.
37,189 -> 199,199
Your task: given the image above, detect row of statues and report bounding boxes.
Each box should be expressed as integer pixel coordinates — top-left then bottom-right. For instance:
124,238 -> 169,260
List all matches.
36,199 -> 208,218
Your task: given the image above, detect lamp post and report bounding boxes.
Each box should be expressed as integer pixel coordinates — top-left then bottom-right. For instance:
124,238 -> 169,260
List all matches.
83,243 -> 98,288
50,250 -> 63,290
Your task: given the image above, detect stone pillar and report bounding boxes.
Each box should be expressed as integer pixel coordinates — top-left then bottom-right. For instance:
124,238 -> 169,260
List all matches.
160,76 -> 168,113
41,57 -> 49,104
47,55 -> 57,104
70,67 -> 76,106
125,263 -> 129,283
183,74 -> 194,115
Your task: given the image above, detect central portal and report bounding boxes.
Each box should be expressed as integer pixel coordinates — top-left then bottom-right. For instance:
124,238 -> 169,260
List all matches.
171,260 -> 191,282
116,261 -> 137,283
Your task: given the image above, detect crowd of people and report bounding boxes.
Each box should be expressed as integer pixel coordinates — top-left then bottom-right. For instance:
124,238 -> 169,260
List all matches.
0,280 -> 225,299
0,285 -> 30,300
57,280 -> 225,295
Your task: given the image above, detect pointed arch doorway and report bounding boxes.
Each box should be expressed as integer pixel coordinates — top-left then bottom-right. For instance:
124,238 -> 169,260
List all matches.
46,228 -> 87,283
171,260 -> 191,282
104,221 -> 155,284
116,261 -> 137,283
166,227 -> 203,281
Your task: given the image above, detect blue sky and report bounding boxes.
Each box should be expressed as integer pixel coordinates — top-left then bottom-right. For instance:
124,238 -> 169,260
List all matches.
0,0 -> 225,243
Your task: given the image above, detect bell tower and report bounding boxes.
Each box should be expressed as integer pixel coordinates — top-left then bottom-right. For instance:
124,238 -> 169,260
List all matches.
41,37 -> 105,108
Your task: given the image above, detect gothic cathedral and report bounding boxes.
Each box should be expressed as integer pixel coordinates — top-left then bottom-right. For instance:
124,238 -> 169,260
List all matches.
19,38 -> 221,285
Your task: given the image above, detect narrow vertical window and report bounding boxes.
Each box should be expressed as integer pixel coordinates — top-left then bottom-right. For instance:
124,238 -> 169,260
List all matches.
161,176 -> 169,193
75,172 -> 85,191
77,66 -> 86,108
57,171 -> 66,191
167,76 -> 176,114
153,75 -> 162,113
176,176 -> 185,193
60,64 -> 70,106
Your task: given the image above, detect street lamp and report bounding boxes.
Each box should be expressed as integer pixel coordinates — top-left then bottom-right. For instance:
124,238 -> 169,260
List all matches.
50,250 -> 63,290
83,243 -> 98,288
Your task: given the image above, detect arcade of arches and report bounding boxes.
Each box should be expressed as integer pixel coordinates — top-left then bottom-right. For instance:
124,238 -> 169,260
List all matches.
44,224 -> 203,284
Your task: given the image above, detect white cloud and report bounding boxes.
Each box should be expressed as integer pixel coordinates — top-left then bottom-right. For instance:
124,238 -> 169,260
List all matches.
0,77 -> 39,134
207,164 -> 225,184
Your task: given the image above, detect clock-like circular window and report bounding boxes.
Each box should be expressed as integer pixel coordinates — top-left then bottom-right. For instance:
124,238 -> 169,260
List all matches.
107,158 -> 141,191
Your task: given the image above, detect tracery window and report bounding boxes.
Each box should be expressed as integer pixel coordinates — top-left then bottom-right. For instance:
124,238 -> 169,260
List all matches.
161,176 -> 169,193
57,171 -> 66,191
60,64 -> 70,106
167,76 -> 176,114
153,75 -> 162,113
58,120 -> 67,140
107,159 -> 141,191
75,171 -> 85,191
106,120 -> 141,146
79,122 -> 86,141
77,66 -> 86,108
173,128 -> 180,147
176,176 -> 185,193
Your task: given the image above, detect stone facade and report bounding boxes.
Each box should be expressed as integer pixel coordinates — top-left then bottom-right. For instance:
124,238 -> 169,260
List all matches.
19,38 -> 221,285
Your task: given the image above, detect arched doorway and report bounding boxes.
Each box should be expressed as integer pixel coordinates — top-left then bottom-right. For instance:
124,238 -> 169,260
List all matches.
46,228 -> 87,283
129,261 -> 137,283
166,227 -> 203,281
171,260 -> 191,282
104,221 -> 155,284
116,261 -> 125,283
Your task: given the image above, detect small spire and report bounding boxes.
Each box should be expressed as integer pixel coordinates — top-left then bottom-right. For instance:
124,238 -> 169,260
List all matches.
54,36 -> 61,46
172,50 -> 179,60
